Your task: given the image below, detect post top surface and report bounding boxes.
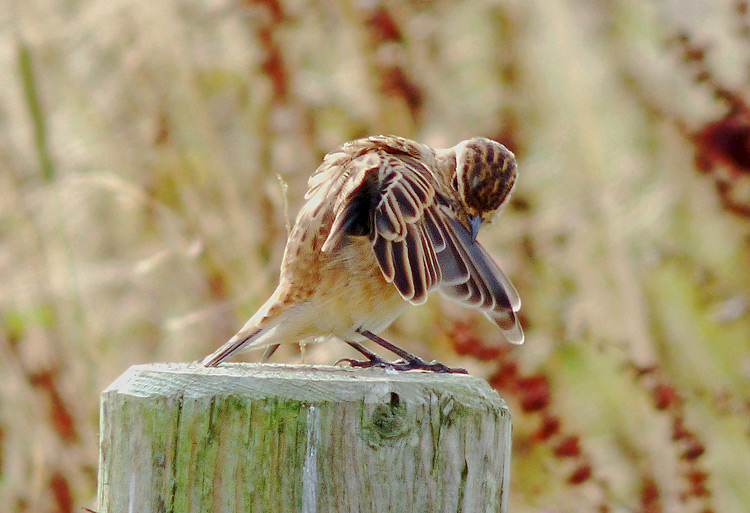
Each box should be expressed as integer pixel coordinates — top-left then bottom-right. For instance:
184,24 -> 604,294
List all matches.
105,363 -> 506,410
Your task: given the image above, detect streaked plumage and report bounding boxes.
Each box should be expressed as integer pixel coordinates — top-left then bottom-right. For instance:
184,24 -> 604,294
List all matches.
201,135 -> 522,370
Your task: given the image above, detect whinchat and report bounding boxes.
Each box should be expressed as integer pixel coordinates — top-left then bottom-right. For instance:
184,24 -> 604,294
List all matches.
201,135 -> 523,373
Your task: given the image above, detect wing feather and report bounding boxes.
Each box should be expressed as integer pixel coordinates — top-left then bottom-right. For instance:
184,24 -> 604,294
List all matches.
443,214 -> 520,311
406,224 -> 429,303
368,157 -> 441,305
392,184 -> 419,220
419,224 -> 441,287
438,214 -> 523,343
424,208 -> 447,253
391,239 -> 415,299
382,198 -> 403,238
372,236 -> 395,282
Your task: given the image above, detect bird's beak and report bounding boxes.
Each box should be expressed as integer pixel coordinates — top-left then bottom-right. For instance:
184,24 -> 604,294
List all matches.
469,214 -> 482,241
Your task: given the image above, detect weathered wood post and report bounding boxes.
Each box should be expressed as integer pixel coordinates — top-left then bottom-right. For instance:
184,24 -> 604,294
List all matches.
97,363 -> 512,512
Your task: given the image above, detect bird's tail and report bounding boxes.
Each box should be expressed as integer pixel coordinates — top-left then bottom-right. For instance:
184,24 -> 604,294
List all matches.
200,325 -> 264,367
261,344 -> 280,362
201,287 -> 289,367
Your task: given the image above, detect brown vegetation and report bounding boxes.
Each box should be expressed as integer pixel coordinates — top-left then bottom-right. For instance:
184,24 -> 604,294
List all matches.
1,0 -> 748,511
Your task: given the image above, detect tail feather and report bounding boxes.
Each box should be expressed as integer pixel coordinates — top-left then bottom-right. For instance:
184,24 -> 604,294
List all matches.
261,344 -> 280,362
202,287 -> 287,367
200,327 -> 263,367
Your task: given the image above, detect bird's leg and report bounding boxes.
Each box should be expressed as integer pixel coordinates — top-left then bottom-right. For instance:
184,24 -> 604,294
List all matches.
355,329 -> 468,374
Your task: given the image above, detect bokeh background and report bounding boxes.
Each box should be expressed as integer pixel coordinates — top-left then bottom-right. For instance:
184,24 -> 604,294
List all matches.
2,0 -> 749,511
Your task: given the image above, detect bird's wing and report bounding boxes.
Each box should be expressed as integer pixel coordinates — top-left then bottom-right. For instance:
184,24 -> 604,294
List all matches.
367,154 -> 442,305
322,151 -> 441,305
321,147 -> 523,344
433,211 -> 523,343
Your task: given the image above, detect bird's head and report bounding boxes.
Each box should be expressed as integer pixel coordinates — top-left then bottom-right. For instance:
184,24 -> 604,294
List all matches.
452,137 -> 517,240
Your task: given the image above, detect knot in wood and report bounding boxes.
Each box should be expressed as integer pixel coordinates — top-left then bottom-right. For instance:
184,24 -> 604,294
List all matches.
362,390 -> 411,447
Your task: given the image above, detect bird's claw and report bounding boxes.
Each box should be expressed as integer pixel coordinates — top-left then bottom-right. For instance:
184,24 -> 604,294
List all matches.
393,357 -> 468,374
335,357 -> 389,369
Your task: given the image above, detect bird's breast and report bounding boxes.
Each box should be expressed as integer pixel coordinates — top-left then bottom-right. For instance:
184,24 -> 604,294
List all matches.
278,233 -> 409,339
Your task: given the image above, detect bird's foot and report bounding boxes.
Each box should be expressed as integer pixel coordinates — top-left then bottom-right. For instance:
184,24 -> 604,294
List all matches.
336,354 -> 392,370
350,330 -> 468,374
390,356 -> 468,374
337,355 -> 467,374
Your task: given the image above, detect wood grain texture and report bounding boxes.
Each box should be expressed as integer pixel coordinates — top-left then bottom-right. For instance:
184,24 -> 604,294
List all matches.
97,363 -> 511,513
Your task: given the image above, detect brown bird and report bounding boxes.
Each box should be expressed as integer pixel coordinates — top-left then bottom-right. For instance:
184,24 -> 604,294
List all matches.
201,135 -> 523,372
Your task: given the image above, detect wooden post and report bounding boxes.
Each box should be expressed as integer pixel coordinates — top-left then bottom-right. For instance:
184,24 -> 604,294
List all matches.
97,363 -> 512,513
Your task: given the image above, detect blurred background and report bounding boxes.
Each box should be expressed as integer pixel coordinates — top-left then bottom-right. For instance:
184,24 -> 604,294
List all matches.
2,0 -> 749,511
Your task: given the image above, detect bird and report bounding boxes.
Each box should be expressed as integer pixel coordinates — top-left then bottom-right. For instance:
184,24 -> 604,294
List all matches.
200,135 -> 523,373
